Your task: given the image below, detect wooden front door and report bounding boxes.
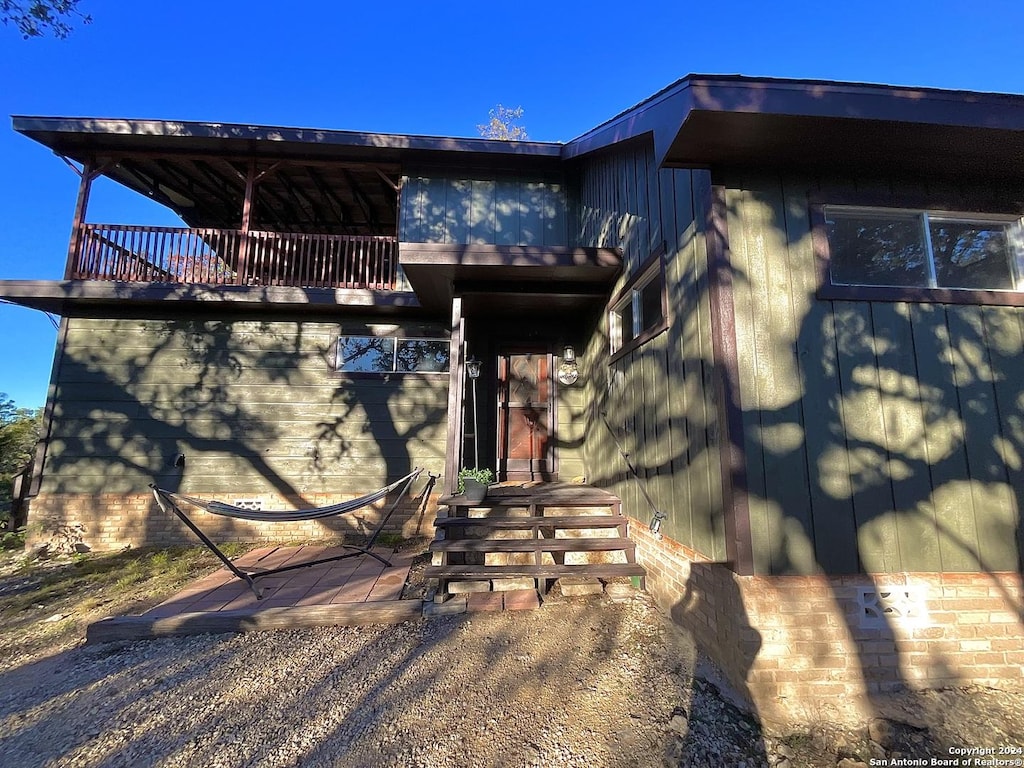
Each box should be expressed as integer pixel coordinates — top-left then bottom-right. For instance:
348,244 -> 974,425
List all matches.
497,350 -> 555,480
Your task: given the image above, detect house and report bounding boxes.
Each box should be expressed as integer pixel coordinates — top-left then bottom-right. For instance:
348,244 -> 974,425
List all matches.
5,74 -> 1024,723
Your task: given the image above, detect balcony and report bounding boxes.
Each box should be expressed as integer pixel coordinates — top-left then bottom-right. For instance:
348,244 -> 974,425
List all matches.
71,224 -> 398,290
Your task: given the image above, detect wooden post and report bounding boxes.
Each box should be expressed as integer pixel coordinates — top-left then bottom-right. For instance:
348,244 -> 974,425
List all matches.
64,159 -> 95,279
236,159 -> 256,285
443,297 -> 465,496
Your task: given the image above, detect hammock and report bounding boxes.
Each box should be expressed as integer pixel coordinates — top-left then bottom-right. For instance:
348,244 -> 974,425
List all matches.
150,467 -> 424,599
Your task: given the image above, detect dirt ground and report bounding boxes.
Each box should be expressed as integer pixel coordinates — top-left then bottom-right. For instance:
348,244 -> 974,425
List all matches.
2,546 -> 1024,767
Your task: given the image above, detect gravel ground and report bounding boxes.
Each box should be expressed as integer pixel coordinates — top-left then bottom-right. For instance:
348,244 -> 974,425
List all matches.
3,568 -> 1024,767
0,594 -> 702,768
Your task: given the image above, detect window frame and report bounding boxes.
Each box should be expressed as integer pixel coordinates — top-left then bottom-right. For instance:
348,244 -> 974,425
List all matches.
811,194 -> 1024,307
333,328 -> 451,377
608,243 -> 669,363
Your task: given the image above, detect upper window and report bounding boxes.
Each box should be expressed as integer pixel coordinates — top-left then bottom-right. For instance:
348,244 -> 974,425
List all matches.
824,206 -> 1024,292
336,336 -> 450,374
609,247 -> 667,357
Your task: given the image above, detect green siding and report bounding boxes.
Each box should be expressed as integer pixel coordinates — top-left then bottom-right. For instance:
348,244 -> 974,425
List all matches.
399,175 -> 567,246
573,142 -> 725,561
724,175 -> 1024,575
41,318 -> 449,497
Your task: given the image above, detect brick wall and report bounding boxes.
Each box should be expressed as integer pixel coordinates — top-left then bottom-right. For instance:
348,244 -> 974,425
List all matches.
25,491 -> 440,553
629,519 -> 1024,726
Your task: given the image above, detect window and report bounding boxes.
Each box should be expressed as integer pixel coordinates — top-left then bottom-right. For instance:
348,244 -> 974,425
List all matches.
823,206 -> 1024,292
336,336 -> 450,373
609,247 -> 667,357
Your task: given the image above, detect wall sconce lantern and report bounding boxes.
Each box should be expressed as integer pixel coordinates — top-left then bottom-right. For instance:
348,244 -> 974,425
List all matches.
466,357 -> 482,380
557,345 -> 580,385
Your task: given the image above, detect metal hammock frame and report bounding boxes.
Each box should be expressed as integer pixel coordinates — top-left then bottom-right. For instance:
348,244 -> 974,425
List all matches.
149,468 -> 423,598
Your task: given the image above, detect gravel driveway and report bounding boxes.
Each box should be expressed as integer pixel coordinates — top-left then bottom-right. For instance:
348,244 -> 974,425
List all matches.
0,596 -> 703,768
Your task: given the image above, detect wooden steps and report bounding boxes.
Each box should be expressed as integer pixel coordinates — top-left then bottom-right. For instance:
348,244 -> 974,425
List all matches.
424,564 -> 646,580
431,537 -> 634,553
428,482 -> 645,597
433,515 -> 625,530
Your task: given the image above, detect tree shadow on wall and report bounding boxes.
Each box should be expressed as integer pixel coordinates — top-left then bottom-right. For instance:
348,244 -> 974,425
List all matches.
583,172 -> 1024,744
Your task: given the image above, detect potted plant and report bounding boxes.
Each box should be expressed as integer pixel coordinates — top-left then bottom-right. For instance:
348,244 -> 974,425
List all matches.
457,467 -> 494,504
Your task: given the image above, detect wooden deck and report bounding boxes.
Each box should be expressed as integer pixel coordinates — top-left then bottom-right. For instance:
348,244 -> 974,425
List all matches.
87,545 -> 422,644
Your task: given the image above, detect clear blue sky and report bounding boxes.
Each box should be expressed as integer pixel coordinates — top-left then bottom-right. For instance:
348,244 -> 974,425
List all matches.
2,0 -> 1024,409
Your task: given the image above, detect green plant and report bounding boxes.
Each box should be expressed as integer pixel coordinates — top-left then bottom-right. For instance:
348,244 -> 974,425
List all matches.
457,467 -> 494,494
0,524 -> 25,550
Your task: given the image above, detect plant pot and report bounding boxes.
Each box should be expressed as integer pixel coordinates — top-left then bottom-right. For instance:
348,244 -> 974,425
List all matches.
461,478 -> 488,504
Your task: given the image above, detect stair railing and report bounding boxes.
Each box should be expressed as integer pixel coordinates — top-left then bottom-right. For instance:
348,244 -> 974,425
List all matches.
599,410 -> 667,536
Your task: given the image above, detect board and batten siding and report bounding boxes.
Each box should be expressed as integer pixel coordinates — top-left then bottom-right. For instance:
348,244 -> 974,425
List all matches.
721,172 -> 1024,576
399,175 -> 567,246
41,318 -> 449,499
572,141 -> 725,561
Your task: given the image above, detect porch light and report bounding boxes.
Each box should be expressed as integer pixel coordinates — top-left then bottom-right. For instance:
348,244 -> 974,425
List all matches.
557,345 -> 580,386
466,356 -> 482,469
649,510 -> 666,538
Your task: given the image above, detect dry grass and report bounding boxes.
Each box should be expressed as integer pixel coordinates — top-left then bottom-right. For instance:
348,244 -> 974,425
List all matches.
0,544 -> 254,662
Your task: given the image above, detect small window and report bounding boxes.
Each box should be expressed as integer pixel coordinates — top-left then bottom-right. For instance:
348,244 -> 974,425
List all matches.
337,335 -> 450,373
824,206 -> 1024,292
609,249 -> 667,356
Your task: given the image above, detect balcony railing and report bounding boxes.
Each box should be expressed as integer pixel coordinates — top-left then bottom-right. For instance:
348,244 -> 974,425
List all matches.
70,224 -> 398,290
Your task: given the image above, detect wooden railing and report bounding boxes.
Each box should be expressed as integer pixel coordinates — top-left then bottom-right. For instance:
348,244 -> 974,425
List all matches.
70,224 -> 398,290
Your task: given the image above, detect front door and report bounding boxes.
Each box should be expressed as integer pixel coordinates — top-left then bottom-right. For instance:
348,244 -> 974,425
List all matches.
497,349 -> 555,480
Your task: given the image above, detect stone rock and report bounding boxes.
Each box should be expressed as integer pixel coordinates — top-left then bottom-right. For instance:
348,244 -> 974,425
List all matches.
869,740 -> 887,759
447,580 -> 491,594
868,718 -> 894,748
837,760 -> 869,768
776,743 -> 795,759
604,581 -> 639,602
491,577 -> 536,592
422,597 -> 467,617
669,713 -> 688,735
558,577 -> 603,596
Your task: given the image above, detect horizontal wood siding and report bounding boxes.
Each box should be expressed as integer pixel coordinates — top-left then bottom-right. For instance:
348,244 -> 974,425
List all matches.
400,175 -> 567,246
572,142 -> 725,561
723,172 -> 1024,575
41,319 -> 449,499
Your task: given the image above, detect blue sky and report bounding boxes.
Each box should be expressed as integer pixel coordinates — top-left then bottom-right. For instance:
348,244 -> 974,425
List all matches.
2,0 -> 1024,409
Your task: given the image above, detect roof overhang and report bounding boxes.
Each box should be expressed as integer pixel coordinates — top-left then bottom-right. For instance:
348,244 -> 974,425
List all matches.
11,117 -> 564,233
564,75 -> 1024,178
0,280 -> 422,317
12,116 -> 563,166
398,243 -> 622,315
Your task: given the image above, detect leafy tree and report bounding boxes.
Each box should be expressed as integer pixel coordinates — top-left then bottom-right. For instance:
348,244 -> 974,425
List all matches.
1,0 -> 91,39
477,104 -> 529,141
0,394 -> 42,527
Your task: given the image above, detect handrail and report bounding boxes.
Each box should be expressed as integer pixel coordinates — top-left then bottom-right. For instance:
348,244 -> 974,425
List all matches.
69,224 -> 397,290
599,410 -> 667,533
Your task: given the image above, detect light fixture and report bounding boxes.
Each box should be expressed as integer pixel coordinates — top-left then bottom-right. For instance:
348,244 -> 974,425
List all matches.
649,510 -> 666,538
557,345 -> 580,385
465,356 -> 481,469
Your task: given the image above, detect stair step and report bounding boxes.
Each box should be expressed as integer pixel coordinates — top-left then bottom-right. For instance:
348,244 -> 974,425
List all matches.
433,515 -> 625,530
425,563 -> 646,579
430,537 -> 634,553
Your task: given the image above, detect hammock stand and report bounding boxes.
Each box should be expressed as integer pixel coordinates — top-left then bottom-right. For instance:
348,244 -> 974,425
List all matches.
150,467 -> 423,599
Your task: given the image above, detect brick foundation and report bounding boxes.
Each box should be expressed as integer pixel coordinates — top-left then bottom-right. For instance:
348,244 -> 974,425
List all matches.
25,492 -> 440,552
629,519 -> 1024,726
